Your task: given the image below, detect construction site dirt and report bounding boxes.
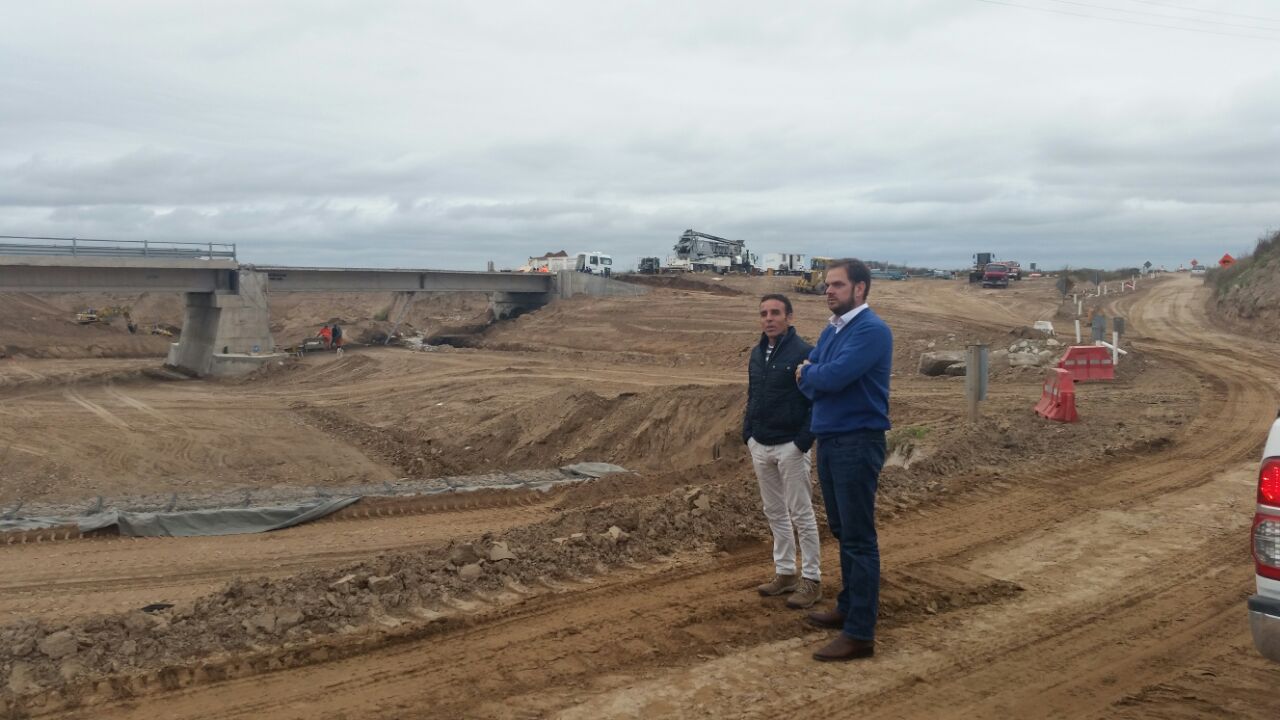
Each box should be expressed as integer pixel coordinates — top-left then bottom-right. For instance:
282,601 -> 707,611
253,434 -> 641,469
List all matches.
1,274 -> 1277,718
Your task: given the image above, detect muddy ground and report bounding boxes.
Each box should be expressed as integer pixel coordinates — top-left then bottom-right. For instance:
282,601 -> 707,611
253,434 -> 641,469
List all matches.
1,274 -> 1276,718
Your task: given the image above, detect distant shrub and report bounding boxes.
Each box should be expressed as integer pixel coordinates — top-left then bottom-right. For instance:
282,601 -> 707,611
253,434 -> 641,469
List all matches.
1206,228 -> 1280,297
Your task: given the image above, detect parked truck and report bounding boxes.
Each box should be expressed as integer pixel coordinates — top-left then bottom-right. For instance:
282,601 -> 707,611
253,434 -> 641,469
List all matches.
760,253 -> 807,275
664,229 -> 752,274
969,252 -> 995,284
575,251 -> 612,276
981,262 -> 1010,288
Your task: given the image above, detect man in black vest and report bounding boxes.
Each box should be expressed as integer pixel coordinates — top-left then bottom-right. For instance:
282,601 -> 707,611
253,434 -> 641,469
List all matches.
743,293 -> 821,609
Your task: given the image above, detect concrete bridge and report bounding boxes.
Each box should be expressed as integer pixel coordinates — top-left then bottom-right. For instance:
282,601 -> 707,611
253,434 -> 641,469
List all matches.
0,243 -> 644,377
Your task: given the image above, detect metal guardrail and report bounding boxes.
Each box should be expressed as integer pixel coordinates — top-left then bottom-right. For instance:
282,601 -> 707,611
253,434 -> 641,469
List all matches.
0,235 -> 236,260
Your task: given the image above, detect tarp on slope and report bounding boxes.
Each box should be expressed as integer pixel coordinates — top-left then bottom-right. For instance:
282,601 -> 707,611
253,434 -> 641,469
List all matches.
559,462 -> 629,478
0,497 -> 360,537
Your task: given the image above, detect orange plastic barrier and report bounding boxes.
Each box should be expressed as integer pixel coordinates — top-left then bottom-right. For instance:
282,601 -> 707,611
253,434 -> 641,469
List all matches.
1057,345 -> 1114,382
1034,368 -> 1079,423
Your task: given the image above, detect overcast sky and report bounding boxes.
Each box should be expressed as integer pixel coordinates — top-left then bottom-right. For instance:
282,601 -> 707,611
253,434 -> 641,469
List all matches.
2,1 -> 1278,271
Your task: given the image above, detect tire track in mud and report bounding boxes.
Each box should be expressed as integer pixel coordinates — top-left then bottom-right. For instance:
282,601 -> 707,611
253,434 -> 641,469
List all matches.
63,389 -> 131,431
101,383 -> 232,473
777,489 -> 1252,720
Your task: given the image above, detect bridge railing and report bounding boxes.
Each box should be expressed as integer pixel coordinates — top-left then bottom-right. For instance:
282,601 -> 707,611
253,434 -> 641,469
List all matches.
0,235 -> 236,260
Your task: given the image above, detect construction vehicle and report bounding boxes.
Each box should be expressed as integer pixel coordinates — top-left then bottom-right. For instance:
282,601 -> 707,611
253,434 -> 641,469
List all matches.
519,250 -> 572,273
575,251 -> 612,276
637,257 -> 661,274
664,229 -> 752,273
75,309 -> 100,324
760,253 -> 807,275
981,263 -> 1010,288
794,257 -> 835,294
969,253 -> 995,284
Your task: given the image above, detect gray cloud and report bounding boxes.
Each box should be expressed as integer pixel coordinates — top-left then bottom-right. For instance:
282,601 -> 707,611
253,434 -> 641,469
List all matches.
2,1 -> 1279,271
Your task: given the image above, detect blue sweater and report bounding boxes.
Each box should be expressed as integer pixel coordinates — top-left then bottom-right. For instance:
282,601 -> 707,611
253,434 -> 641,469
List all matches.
798,308 -> 893,436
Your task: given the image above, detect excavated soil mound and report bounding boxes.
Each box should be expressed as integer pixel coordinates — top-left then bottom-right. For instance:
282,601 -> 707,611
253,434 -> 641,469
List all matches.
295,382 -> 747,478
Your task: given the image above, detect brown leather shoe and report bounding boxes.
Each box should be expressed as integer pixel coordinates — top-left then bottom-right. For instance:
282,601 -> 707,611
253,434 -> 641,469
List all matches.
757,573 -> 798,597
786,578 -> 821,609
805,608 -> 845,629
813,634 -> 875,662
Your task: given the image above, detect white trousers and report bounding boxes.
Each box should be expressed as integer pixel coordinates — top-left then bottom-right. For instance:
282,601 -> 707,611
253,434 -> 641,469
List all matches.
748,438 -> 821,581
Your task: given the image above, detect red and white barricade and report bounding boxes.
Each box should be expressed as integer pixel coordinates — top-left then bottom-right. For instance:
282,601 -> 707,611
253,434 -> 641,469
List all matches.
1057,345 -> 1114,382
1034,368 -> 1079,423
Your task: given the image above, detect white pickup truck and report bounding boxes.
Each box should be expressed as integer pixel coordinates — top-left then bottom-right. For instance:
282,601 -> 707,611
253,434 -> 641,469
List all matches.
1250,417 -> 1280,661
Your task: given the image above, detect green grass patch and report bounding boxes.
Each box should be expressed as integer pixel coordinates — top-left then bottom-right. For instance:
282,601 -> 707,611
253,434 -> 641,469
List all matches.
887,425 -> 932,455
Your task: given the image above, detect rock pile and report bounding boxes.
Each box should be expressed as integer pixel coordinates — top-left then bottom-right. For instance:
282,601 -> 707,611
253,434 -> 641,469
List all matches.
997,337 -> 1063,370
919,335 -> 1066,377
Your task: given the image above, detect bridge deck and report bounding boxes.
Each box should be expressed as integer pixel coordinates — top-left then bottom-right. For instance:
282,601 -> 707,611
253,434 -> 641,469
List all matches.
0,256 -> 554,295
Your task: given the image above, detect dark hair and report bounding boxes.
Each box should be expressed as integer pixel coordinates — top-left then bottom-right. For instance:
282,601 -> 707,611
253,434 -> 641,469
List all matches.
759,293 -> 793,315
826,258 -> 872,299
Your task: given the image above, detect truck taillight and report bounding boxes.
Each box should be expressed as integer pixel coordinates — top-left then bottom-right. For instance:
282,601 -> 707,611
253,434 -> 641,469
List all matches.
1260,458 -> 1280,505
1255,513 -> 1280,581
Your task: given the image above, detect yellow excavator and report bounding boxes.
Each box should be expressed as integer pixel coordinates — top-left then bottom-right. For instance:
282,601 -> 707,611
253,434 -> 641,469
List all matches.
74,305 -> 133,326
794,257 -> 834,294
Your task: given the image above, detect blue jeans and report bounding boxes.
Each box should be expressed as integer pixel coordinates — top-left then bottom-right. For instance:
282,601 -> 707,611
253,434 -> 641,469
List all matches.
816,430 -> 886,641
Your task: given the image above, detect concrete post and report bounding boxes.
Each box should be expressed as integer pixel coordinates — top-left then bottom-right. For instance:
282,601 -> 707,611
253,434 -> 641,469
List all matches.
965,344 -> 988,423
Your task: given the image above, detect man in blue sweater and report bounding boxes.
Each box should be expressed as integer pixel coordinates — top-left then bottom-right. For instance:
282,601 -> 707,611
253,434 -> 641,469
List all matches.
796,258 -> 893,662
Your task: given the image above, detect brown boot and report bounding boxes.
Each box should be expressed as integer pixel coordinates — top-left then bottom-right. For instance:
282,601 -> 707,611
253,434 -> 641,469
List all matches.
756,573 -> 798,597
813,634 -> 875,662
786,578 -> 821,609
805,608 -> 845,629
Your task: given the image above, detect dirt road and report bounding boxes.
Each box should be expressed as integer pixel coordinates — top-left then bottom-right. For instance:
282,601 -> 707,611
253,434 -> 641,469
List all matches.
18,274 -> 1274,719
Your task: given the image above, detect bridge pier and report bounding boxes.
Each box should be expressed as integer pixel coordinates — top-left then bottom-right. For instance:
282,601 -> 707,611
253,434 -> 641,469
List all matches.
166,271 -> 280,377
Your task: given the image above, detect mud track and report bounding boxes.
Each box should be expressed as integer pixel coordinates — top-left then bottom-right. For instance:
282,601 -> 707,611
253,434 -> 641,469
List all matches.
21,275 -> 1275,719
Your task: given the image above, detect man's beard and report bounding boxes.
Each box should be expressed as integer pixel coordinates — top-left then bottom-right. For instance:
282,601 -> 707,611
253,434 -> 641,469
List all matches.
829,297 -> 857,316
